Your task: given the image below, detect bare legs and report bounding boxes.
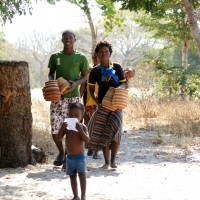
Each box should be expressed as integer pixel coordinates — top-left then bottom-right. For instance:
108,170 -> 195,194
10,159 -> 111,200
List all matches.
70,175 -> 79,200
102,141 -> 119,169
102,144 -> 110,169
52,134 -> 64,155
52,134 -> 64,165
110,141 -> 119,168
79,173 -> 86,200
70,173 -> 86,200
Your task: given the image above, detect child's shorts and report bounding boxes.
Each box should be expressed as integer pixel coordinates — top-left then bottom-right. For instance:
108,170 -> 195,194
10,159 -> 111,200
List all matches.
66,153 -> 86,175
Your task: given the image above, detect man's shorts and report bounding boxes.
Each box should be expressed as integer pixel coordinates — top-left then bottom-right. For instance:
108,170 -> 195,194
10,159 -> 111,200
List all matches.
66,153 -> 86,176
50,97 -> 81,134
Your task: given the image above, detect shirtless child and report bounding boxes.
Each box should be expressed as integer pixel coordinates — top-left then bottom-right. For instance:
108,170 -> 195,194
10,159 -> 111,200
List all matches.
57,102 -> 89,200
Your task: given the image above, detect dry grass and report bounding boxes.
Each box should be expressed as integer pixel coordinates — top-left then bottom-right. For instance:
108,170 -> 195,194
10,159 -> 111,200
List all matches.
164,100 -> 200,136
31,88 -> 200,158
31,90 -> 56,160
124,94 -> 200,136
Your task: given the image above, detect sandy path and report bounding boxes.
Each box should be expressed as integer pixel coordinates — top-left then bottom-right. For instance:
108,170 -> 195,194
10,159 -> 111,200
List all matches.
1,130 -> 200,200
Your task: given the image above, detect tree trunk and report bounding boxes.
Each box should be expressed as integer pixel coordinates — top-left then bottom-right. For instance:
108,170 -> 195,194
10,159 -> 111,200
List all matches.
84,0 -> 97,54
182,0 -> 200,59
180,39 -> 189,99
68,0 -> 97,55
182,39 -> 190,69
0,61 -> 32,168
88,14 -> 97,54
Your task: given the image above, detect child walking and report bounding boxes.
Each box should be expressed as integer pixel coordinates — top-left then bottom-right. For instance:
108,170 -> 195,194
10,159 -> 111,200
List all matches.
57,102 -> 89,200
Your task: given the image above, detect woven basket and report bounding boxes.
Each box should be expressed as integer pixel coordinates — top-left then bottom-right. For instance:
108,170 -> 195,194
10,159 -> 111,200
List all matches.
57,77 -> 70,94
101,87 -> 117,111
112,88 -> 129,110
43,80 -> 61,102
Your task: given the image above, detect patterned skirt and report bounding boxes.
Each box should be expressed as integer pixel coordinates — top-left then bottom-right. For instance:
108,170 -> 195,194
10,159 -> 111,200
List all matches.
50,97 -> 81,134
87,107 -> 123,151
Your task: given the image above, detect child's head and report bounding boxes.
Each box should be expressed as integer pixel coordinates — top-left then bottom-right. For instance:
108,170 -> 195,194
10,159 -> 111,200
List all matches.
68,102 -> 85,122
92,52 -> 100,66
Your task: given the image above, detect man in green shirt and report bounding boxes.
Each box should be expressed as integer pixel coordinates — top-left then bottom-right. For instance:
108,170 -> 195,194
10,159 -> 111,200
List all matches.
48,30 -> 89,166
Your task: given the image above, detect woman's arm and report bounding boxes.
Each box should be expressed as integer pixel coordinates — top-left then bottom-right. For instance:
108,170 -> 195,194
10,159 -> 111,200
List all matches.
116,63 -> 129,89
118,82 -> 128,89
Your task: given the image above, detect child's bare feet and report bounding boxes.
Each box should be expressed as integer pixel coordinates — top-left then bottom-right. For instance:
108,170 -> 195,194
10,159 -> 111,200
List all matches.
72,197 -> 80,200
101,164 -> 109,169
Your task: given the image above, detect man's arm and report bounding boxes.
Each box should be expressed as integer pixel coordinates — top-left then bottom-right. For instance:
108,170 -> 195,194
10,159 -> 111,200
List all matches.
69,71 -> 89,92
48,68 -> 56,80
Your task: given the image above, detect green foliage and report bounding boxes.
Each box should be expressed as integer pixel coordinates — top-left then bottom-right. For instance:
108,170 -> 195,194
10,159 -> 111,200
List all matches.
172,43 -> 200,67
0,0 -> 62,24
111,0 -> 200,13
109,0 -> 200,56
186,74 -> 200,98
132,3 -> 191,45
118,0 -> 162,13
0,0 -> 33,23
96,0 -> 125,31
147,50 -> 200,98
153,59 -> 184,96
66,0 -> 91,15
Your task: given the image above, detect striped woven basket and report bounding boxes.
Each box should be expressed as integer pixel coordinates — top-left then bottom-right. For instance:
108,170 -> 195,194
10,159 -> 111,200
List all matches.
112,87 -> 129,110
101,87 -> 117,111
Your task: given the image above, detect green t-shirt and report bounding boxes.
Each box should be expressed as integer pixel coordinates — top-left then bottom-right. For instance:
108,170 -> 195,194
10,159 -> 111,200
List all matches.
48,50 -> 89,98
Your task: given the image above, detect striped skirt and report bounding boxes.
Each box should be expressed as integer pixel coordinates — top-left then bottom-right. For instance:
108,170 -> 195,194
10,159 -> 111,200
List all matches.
87,107 -> 123,151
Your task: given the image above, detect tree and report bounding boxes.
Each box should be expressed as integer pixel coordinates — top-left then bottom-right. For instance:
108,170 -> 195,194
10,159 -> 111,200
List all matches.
0,61 -> 32,168
0,0 -> 33,23
105,0 -> 200,97
182,0 -> 200,58
2,0 -> 200,58
107,13 -> 153,67
45,0 -> 103,54
17,31 -> 61,87
109,0 -> 200,58
48,0 -> 123,54
3,31 -> 61,88
75,26 -> 108,58
133,4 -> 192,69
66,0 -> 98,53
74,11 -> 152,68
